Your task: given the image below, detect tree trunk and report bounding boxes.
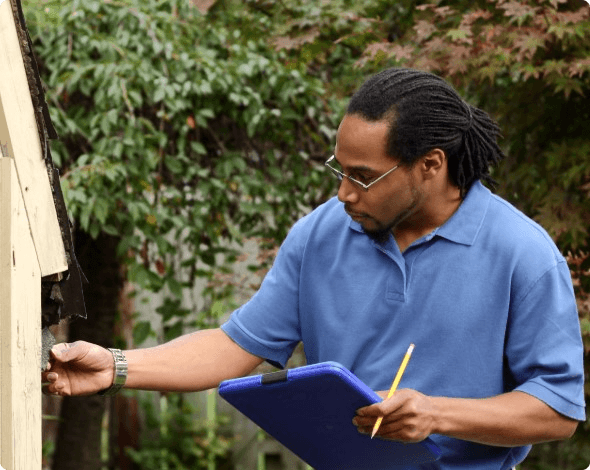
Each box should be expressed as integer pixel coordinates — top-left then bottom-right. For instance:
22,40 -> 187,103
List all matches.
51,230 -> 122,470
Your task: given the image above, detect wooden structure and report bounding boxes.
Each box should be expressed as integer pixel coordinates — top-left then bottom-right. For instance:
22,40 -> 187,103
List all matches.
0,0 -> 69,468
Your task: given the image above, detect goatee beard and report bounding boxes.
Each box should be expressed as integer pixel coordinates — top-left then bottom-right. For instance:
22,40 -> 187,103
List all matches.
363,226 -> 392,244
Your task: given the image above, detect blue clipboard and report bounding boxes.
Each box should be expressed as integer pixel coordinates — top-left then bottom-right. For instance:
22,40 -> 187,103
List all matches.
218,361 -> 441,469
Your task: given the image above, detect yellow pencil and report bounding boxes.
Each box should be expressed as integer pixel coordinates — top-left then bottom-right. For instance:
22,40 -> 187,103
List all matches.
371,343 -> 415,439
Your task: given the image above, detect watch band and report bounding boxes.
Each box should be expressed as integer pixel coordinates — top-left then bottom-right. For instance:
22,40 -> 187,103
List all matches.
98,348 -> 128,396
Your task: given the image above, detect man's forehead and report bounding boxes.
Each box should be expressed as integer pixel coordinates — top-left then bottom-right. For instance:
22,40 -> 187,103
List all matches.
335,114 -> 393,167
337,114 -> 390,133
335,115 -> 390,148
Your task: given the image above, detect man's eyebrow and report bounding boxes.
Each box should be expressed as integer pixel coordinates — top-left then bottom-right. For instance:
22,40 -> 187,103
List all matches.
333,157 -> 376,173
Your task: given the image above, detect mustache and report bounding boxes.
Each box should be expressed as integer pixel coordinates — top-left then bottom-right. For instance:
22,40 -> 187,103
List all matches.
344,205 -> 369,218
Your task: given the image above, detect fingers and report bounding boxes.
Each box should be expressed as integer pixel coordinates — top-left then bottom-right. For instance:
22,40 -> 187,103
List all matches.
357,390 -> 407,418
51,341 -> 103,365
353,389 -> 433,441
42,371 -> 64,396
41,345 -> 67,394
353,412 -> 404,436
50,342 -> 71,361
353,392 -> 406,436
353,415 -> 425,442
46,372 -> 58,382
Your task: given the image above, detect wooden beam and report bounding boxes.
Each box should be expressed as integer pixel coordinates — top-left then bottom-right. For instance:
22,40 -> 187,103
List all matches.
0,0 -> 67,276
0,157 -> 42,470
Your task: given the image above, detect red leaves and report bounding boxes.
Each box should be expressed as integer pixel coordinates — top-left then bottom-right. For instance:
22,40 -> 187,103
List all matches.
447,45 -> 471,75
459,9 -> 493,28
568,58 -> 590,78
357,0 -> 589,98
356,43 -> 414,69
190,0 -> 217,15
553,8 -> 589,25
512,28 -> 550,61
389,44 -> 415,62
547,0 -> 569,9
155,259 -> 166,275
416,4 -> 454,18
271,28 -> 321,51
497,1 -> 539,24
414,20 -> 437,43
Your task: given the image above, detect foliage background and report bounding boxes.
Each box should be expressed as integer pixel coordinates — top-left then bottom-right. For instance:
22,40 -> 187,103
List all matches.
23,0 -> 589,469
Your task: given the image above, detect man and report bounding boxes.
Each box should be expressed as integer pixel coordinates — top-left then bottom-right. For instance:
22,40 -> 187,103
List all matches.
44,68 -> 585,470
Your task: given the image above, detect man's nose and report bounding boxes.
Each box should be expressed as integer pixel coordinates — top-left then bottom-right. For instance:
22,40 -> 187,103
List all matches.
337,177 -> 360,204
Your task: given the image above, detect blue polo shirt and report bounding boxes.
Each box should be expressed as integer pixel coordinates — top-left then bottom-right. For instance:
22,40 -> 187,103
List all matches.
221,181 -> 585,470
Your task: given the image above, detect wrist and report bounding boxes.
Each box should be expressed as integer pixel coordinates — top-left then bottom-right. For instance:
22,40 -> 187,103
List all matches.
98,348 -> 128,396
428,396 -> 446,435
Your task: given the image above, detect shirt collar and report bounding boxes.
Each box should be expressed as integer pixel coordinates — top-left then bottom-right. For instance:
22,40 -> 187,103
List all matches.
436,180 -> 490,246
347,180 -> 491,246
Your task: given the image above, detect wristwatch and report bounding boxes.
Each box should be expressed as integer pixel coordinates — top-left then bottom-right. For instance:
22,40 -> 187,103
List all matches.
98,348 -> 128,396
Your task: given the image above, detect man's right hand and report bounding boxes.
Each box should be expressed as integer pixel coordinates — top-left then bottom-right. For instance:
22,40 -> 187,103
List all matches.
42,341 -> 115,397
42,329 -> 264,394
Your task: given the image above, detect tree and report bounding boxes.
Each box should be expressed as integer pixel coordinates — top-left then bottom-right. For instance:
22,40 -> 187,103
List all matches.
51,231 -> 122,470
28,0 -> 590,467
25,0 -> 339,467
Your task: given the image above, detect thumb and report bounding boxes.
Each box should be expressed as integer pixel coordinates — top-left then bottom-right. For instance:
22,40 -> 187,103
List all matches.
50,342 -> 77,362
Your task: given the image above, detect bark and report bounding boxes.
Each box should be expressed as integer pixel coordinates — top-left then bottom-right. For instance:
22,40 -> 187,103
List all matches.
112,280 -> 141,470
113,394 -> 141,470
51,230 -> 122,470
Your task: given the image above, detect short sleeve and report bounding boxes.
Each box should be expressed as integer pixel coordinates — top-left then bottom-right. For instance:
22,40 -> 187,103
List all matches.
507,260 -> 586,420
221,218 -> 309,368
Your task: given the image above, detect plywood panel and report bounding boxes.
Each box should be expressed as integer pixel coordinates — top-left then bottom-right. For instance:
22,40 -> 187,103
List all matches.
0,0 -> 67,276
0,157 -> 42,470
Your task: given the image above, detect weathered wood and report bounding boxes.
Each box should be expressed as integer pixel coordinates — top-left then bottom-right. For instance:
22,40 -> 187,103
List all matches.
0,157 -> 43,470
0,0 -> 67,276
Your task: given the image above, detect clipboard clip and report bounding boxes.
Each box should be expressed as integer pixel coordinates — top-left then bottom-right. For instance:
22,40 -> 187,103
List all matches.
261,370 -> 288,385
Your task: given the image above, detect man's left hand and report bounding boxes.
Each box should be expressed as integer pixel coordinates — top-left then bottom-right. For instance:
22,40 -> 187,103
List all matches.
353,388 -> 438,442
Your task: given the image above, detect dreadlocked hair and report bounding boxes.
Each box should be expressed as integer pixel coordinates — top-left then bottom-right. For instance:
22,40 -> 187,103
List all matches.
346,67 -> 505,195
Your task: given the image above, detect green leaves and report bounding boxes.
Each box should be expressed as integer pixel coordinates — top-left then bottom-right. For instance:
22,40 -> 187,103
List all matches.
26,0 -> 337,342
125,393 -> 231,469
132,321 -> 155,346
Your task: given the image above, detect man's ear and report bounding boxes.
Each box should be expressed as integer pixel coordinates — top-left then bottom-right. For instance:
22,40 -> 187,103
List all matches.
420,148 -> 446,179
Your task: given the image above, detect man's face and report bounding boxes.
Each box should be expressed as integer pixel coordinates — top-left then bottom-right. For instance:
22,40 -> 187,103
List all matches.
334,114 -> 424,240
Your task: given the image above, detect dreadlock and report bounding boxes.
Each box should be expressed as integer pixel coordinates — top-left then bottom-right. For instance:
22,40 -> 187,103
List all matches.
346,67 -> 505,195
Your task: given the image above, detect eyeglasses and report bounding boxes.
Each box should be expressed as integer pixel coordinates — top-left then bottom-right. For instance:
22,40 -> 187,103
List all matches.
325,155 -> 399,192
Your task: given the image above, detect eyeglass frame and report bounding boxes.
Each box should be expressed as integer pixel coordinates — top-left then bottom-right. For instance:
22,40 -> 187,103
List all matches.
325,155 -> 399,192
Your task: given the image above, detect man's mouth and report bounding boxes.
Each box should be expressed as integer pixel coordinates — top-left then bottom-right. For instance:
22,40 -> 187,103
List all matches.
345,208 -> 368,220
